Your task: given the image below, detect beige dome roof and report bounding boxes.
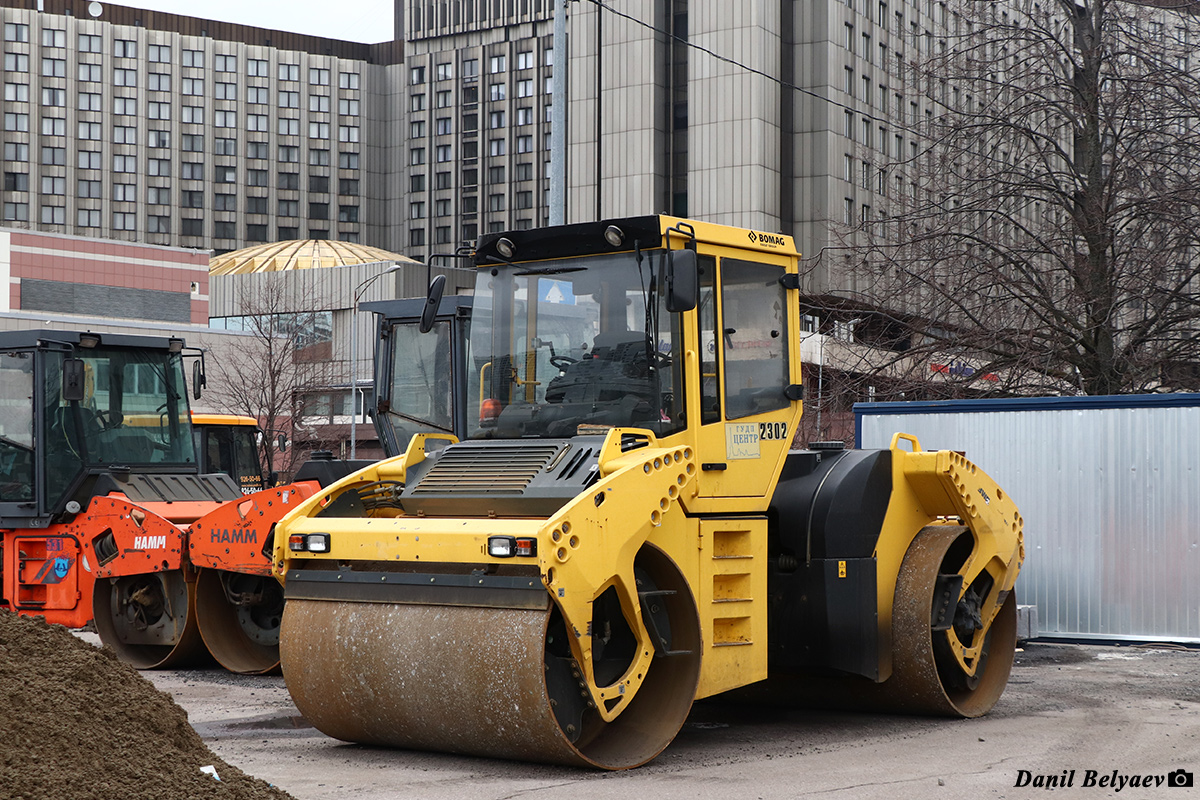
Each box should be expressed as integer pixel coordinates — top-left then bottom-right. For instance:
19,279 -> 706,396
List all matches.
210,240 -> 418,275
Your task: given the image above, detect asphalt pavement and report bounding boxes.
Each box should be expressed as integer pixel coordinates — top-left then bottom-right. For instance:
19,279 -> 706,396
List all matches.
108,638 -> 1200,800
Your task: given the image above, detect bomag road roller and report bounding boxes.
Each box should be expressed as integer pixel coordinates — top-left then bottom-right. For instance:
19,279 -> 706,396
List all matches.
273,215 -> 1025,770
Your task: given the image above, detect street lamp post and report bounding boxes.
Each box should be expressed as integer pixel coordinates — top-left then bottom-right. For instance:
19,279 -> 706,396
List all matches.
349,264 -> 404,459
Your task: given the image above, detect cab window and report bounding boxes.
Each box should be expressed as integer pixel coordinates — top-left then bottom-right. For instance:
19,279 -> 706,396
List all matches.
720,259 -> 790,419
0,351 -> 34,502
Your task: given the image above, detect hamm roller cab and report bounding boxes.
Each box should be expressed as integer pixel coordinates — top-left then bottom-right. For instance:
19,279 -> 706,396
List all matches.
0,330 -> 324,673
0,302 -> 474,676
273,215 -> 1025,769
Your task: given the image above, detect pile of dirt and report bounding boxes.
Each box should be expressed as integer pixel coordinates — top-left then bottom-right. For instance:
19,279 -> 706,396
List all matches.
0,609 -> 295,800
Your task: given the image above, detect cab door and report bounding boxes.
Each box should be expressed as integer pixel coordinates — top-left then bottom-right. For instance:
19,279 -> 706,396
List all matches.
691,256 -> 799,506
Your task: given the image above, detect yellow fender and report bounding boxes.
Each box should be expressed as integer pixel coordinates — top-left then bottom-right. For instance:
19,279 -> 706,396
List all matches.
538,428 -> 696,722
270,433 -> 459,577
885,433 -> 1025,679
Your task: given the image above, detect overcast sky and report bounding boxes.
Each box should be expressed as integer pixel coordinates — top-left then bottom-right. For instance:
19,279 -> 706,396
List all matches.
114,1 -> 395,43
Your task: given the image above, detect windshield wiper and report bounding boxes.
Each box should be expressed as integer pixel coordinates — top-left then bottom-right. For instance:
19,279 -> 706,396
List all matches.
513,266 -> 587,276
387,409 -> 453,434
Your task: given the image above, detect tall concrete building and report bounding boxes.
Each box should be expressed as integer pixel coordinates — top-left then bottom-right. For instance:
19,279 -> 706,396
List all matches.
1,0 -> 398,254
1,0 -> 920,284
558,0 -> 936,297
0,0 -> 567,260
395,0 -> 559,252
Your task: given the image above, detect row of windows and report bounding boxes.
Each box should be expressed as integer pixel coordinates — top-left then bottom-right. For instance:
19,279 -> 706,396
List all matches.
4,109 -> 362,141
4,171 -> 361,199
409,106 -> 548,138
408,161 -> 538,193
421,163 -> 548,188
4,141 -> 360,170
7,80 -> 359,115
408,219 -> 536,248
408,132 -> 548,164
3,200 -> 358,222
408,190 -> 538,218
1,201 -> 359,240
2,26 -> 360,86
7,66 -> 362,111
410,77 -> 551,110
408,50 -> 550,85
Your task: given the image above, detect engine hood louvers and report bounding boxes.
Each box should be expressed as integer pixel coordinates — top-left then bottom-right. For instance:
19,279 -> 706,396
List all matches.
410,442 -> 567,495
399,438 -> 606,517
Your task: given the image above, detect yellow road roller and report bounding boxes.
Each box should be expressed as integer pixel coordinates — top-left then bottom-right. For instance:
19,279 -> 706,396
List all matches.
273,215 -> 1024,769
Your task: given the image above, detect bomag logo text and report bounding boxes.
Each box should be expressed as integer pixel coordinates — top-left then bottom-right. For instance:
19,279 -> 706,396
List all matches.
747,230 -> 787,248
211,528 -> 258,544
133,535 -> 167,549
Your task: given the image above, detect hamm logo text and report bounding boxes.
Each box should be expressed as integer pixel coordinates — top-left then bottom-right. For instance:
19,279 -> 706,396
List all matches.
133,535 -> 167,549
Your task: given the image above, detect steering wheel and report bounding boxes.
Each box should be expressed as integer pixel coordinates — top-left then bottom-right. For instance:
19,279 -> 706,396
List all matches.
93,409 -> 122,430
549,355 -> 579,370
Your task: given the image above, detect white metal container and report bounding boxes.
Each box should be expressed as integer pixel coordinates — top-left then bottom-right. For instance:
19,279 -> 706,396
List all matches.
856,395 -> 1200,644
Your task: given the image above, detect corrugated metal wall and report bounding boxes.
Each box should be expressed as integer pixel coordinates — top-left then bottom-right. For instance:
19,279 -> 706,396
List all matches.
857,396 -> 1200,644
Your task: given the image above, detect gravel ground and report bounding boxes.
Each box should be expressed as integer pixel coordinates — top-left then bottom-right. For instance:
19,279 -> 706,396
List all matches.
118,640 -> 1200,800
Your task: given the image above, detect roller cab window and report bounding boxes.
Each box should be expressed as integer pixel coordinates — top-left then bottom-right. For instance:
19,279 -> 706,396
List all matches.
720,259 -> 790,419
385,319 -> 457,441
468,251 -> 686,439
43,346 -> 195,508
199,424 -> 263,493
0,351 -> 34,502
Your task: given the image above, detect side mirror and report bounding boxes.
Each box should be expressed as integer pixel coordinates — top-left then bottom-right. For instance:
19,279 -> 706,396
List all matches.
191,358 -> 206,400
420,274 -> 447,333
62,359 -> 86,402
277,433 -> 288,452
666,249 -> 698,313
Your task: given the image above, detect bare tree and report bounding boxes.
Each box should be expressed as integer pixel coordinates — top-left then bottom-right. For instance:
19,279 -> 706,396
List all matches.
206,274 -> 339,480
825,0 -> 1200,396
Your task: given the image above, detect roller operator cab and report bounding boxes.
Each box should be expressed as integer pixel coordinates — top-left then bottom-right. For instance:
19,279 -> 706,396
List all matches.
361,294 -> 474,453
0,330 -> 243,632
273,216 -> 1025,769
192,414 -> 267,494
0,330 -> 199,521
